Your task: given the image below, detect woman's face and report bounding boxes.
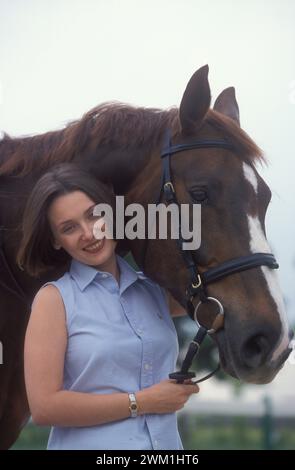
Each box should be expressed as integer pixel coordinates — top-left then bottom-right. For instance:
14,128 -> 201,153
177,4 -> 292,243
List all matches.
48,191 -> 116,270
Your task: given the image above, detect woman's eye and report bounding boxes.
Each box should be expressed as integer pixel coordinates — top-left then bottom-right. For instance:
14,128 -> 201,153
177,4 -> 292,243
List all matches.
189,189 -> 208,203
63,225 -> 75,233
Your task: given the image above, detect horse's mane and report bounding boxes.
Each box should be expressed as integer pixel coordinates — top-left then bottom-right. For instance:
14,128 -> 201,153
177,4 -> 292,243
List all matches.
0,102 -> 263,177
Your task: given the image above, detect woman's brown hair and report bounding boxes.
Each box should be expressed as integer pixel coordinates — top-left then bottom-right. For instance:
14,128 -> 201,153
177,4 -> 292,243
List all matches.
17,163 -> 115,277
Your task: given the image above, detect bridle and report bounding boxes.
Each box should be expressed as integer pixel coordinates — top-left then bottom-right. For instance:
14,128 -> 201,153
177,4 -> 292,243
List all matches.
144,129 -> 279,383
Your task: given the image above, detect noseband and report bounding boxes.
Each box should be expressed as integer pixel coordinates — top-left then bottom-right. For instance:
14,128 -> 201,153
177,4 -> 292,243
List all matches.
155,130 -> 279,383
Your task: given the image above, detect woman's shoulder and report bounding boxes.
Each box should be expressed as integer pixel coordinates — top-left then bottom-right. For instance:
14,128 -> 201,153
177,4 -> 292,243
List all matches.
136,269 -> 160,287
137,272 -> 167,301
31,271 -> 72,309
31,283 -> 64,315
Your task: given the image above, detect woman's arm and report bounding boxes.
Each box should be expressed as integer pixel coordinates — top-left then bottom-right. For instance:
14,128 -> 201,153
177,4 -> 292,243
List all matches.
25,285 -> 132,427
25,285 -> 197,427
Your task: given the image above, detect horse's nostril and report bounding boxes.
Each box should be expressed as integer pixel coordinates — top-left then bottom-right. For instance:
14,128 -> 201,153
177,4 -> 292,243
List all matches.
241,334 -> 270,369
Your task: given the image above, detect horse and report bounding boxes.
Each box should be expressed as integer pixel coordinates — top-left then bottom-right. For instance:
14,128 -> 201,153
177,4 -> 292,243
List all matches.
0,65 -> 293,448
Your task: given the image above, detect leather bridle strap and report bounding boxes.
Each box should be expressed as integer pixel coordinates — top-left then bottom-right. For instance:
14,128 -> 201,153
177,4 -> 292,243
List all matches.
186,252 -> 279,317
201,253 -> 278,284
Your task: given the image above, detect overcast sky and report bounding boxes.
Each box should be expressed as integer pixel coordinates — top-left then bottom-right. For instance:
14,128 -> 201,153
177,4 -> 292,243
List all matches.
0,0 -> 295,320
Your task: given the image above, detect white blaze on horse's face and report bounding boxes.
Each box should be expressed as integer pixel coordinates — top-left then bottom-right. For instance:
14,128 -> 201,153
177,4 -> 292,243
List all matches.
242,162 -> 290,362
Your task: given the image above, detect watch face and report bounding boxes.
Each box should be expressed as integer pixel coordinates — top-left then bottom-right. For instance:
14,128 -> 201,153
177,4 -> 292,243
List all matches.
128,393 -> 138,417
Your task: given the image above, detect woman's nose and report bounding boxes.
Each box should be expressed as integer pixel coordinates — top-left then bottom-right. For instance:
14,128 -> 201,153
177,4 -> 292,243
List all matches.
80,223 -> 94,240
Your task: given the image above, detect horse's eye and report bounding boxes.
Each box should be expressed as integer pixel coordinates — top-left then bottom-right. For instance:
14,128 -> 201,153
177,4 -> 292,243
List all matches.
189,189 -> 208,203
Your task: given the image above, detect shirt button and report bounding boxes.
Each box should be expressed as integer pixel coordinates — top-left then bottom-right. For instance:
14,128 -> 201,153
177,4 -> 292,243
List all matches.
137,329 -> 143,335
102,274 -> 108,278
144,363 -> 151,370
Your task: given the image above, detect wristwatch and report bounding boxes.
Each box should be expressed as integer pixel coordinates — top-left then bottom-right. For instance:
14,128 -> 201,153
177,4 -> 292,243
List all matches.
128,393 -> 138,418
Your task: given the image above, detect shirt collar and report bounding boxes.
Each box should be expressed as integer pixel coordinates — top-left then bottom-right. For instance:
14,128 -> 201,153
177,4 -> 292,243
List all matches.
70,255 -> 152,292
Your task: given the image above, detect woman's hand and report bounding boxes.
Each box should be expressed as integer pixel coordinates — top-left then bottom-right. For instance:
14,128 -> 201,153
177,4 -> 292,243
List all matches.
136,379 -> 199,415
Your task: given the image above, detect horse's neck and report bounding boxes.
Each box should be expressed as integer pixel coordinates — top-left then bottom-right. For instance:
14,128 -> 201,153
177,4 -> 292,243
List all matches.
80,145 -> 153,194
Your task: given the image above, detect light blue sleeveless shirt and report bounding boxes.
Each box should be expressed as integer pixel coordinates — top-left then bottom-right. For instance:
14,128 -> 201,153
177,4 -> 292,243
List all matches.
43,255 -> 182,450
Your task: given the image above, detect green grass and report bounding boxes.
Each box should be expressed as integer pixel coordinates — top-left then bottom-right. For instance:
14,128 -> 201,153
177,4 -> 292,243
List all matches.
10,424 -> 50,450
10,416 -> 295,450
178,415 -> 295,450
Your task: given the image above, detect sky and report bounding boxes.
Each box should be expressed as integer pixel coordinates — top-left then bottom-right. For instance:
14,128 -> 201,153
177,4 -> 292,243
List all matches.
0,0 -> 295,321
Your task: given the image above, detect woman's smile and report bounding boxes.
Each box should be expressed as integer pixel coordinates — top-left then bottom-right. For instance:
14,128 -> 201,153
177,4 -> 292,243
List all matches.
82,238 -> 105,254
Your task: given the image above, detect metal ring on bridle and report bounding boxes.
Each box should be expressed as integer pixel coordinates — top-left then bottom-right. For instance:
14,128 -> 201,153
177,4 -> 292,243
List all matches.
193,296 -> 224,334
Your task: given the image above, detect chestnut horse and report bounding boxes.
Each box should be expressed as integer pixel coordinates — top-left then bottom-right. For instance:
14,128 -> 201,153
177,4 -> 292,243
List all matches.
0,65 -> 293,448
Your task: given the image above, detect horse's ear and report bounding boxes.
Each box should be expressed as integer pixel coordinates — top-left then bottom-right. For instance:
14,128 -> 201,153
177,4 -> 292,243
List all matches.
213,87 -> 240,126
179,65 -> 211,135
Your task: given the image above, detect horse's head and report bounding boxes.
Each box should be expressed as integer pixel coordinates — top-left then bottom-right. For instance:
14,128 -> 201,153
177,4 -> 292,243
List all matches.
128,65 -> 293,384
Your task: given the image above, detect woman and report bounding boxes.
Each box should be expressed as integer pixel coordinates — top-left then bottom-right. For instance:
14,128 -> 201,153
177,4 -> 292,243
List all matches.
19,163 -> 199,450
